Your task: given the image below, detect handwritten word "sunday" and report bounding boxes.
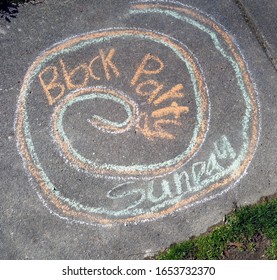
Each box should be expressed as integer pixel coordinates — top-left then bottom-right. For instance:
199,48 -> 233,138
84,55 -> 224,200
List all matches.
107,135 -> 236,212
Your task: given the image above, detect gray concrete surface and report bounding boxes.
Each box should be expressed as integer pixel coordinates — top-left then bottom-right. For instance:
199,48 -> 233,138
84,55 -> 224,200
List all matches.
239,0 -> 277,68
0,0 -> 276,259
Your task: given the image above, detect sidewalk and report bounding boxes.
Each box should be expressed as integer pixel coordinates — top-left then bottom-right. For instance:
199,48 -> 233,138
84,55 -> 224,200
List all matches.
0,0 -> 276,259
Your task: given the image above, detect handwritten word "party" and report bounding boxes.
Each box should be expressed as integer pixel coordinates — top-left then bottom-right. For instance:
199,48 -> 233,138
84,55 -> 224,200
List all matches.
39,49 -> 191,140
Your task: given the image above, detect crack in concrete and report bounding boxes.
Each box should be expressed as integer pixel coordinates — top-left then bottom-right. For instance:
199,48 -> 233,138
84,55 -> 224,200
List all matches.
234,0 -> 277,71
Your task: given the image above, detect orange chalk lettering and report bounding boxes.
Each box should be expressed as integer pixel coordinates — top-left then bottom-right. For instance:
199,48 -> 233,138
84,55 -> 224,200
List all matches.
99,48 -> 120,80
60,59 -> 89,90
136,112 -> 181,140
152,101 -> 189,119
38,66 -> 65,106
88,55 -> 101,80
136,112 -> 158,140
153,119 -> 182,139
153,83 -> 185,105
136,80 -> 164,103
130,53 -> 164,86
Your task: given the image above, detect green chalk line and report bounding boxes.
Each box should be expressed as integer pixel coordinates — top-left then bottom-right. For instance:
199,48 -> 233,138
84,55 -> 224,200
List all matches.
56,91 -> 135,168
19,4 -> 258,220
130,7 -> 254,189
52,33 -> 204,173
20,30 -> 203,217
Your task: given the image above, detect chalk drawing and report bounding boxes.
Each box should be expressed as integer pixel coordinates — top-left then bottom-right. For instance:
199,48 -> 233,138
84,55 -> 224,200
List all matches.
15,0 -> 260,225
42,29 -> 208,179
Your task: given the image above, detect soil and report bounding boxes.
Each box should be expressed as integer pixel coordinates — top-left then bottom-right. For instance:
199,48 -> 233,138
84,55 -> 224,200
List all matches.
221,233 -> 271,260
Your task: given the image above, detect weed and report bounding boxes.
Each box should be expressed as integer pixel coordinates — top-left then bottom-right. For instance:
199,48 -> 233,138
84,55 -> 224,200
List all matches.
156,196 -> 277,260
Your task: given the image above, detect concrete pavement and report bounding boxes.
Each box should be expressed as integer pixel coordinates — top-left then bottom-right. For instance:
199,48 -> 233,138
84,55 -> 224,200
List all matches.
239,0 -> 277,69
0,0 -> 276,259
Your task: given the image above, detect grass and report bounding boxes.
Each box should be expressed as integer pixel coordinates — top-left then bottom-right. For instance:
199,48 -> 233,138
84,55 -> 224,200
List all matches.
1,0 -> 276,261
156,195 -> 277,260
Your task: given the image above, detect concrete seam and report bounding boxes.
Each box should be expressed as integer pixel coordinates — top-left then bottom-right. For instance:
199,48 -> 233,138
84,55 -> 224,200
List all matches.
234,0 -> 277,71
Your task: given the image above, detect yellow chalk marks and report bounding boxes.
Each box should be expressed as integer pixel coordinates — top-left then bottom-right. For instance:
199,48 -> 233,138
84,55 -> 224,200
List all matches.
99,48 -> 120,80
38,66 -> 65,106
130,53 -> 164,86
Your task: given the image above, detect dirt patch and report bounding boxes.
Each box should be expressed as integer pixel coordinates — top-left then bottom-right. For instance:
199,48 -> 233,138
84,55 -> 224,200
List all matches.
222,233 -> 271,260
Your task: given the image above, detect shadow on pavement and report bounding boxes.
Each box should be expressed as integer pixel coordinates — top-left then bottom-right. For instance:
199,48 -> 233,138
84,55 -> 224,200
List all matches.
0,0 -> 19,22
